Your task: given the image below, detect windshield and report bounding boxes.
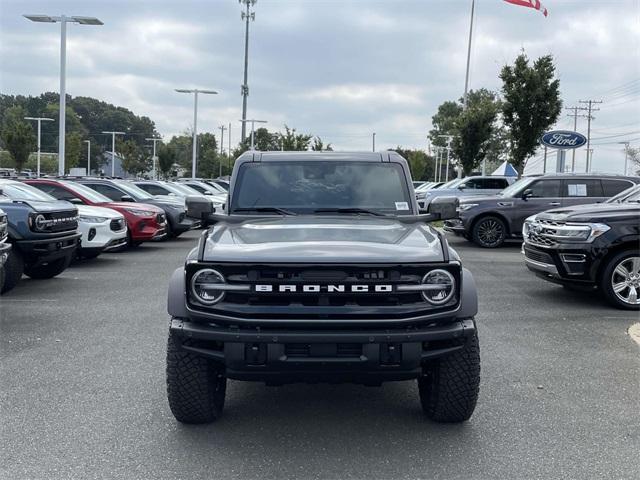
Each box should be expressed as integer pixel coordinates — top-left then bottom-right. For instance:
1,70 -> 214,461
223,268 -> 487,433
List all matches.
60,180 -> 111,203
607,184 -> 640,203
439,178 -> 463,189
0,182 -> 56,202
167,183 -> 202,196
113,180 -> 154,200
202,181 -> 226,194
499,177 -> 535,197
211,181 -> 229,192
230,161 -> 413,215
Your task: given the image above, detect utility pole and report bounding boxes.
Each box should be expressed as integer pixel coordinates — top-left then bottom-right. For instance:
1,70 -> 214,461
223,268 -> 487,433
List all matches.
619,141 -> 630,175
239,119 -> 267,150
543,146 -> 547,173
83,139 -> 91,175
578,99 -> 602,172
372,132 -> 376,152
102,131 -> 125,177
228,122 -> 232,174
438,135 -> 455,182
24,116 -> 54,177
565,105 -> 588,172
218,125 -> 227,177
434,147 -> 441,182
240,0 -> 257,143
146,137 -> 162,180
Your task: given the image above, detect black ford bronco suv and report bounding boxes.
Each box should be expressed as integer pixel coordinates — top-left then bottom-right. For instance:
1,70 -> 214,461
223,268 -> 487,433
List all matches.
167,152 -> 480,424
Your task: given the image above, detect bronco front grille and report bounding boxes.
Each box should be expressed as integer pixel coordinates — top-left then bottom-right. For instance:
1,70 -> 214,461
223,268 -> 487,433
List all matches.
186,263 -> 461,321
31,211 -> 78,233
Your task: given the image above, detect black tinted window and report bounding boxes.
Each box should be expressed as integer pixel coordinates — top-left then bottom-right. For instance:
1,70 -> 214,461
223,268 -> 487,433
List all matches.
231,161 -> 413,214
564,179 -> 603,197
85,183 -> 122,201
602,179 -> 633,197
140,184 -> 168,196
528,179 -> 561,197
32,184 -> 76,201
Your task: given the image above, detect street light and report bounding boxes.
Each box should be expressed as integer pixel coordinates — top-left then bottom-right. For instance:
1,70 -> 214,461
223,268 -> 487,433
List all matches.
23,14 -> 103,175
24,116 -> 54,177
175,88 -> 218,177
238,119 -> 267,150
146,137 -> 162,180
619,141 -> 630,175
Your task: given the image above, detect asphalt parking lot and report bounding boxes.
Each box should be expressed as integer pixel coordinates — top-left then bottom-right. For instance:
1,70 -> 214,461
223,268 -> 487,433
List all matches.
1,231 -> 639,480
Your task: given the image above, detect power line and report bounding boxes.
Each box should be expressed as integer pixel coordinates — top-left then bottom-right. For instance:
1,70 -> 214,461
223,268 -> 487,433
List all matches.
578,99 -> 603,172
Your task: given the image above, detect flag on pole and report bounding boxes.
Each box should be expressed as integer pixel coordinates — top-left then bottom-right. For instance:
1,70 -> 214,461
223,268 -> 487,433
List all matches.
503,0 -> 549,17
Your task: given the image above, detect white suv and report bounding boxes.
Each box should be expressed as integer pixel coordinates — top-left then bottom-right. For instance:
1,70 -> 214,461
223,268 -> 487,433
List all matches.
76,205 -> 127,259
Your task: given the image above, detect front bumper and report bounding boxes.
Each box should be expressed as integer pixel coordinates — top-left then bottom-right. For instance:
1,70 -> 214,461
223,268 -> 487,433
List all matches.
79,221 -> 127,251
522,242 -> 597,288
443,218 -> 466,234
170,318 -> 476,384
15,232 -> 81,266
170,213 -> 201,234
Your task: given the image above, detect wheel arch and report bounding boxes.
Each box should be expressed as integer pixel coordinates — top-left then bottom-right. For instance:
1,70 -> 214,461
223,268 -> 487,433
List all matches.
595,240 -> 640,284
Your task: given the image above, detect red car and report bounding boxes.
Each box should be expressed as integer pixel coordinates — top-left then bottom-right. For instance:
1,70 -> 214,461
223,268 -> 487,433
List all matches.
25,179 -> 167,246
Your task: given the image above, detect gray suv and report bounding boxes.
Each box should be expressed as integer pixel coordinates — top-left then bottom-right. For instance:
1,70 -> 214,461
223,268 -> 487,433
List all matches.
444,174 -> 638,248
417,176 -> 515,209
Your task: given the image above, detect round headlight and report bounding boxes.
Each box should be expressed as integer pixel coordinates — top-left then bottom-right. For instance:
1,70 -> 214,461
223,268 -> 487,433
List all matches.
421,269 -> 455,305
191,269 -> 226,305
35,214 -> 47,230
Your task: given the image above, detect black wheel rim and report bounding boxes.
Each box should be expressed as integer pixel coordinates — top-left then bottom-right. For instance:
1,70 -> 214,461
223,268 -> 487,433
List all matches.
477,219 -> 503,246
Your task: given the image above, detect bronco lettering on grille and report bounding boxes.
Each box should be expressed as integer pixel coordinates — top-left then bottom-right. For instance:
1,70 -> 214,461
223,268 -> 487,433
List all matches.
254,284 -> 394,293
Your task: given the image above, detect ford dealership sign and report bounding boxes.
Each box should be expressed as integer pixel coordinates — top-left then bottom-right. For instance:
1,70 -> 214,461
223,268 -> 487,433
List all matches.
541,130 -> 587,149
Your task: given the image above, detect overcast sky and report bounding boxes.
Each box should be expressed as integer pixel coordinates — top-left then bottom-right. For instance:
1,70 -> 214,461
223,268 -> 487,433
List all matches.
1,0 -> 639,173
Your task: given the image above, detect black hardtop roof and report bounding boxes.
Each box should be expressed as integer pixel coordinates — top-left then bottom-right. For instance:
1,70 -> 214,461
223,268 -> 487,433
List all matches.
236,151 -> 407,163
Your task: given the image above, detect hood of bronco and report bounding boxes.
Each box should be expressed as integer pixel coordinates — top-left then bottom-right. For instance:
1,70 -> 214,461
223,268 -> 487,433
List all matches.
201,216 -> 445,263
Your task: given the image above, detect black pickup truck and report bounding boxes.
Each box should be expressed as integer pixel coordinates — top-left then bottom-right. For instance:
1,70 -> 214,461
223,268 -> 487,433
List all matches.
166,151 -> 480,424
0,179 -> 80,294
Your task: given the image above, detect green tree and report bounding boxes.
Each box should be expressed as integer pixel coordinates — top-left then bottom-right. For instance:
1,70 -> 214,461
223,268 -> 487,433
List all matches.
500,52 -> 562,174
157,143 -> 176,178
65,131 -> 83,170
452,89 -> 501,175
117,138 -> 149,176
278,125 -> 312,151
311,137 -> 333,151
0,106 -> 35,172
428,101 -> 463,149
393,147 -> 434,181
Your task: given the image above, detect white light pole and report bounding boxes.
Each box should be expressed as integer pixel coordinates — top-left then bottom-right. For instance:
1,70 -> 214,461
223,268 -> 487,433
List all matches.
239,0 -> 257,143
146,137 -> 162,180
24,116 -> 54,177
102,131 -> 125,177
372,132 -> 376,152
23,14 -> 103,176
239,119 -> 267,150
438,135 -> 455,182
83,139 -> 91,175
619,141 -> 630,175
175,88 -> 218,178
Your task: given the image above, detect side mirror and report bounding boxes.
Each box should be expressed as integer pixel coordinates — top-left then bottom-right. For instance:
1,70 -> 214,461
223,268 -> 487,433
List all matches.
121,195 -> 134,202
69,197 -> 84,205
426,196 -> 459,220
522,189 -> 533,201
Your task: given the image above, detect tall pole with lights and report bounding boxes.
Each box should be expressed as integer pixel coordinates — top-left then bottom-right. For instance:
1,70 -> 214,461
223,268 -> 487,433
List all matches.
83,139 -> 91,175
239,0 -> 257,143
175,88 -> 218,177
23,14 -> 103,175
24,116 -> 54,177
239,119 -> 267,150
146,137 -> 162,180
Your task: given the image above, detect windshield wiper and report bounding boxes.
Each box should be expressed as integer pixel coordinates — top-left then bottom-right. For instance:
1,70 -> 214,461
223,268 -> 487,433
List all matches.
233,207 -> 298,216
313,207 -> 387,216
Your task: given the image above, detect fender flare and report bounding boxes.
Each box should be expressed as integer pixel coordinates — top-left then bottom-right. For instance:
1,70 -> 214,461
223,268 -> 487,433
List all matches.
456,267 -> 478,319
167,267 -> 188,318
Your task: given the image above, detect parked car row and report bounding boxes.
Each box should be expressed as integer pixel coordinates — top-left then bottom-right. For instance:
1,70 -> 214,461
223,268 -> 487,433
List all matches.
0,176 -> 227,294
427,173 -> 639,310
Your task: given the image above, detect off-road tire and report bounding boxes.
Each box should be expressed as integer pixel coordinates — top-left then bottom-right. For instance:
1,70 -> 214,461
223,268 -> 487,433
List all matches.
1,249 -> 24,294
166,326 -> 226,424
600,250 -> 640,310
24,253 -> 72,279
472,216 -> 507,248
418,329 -> 480,423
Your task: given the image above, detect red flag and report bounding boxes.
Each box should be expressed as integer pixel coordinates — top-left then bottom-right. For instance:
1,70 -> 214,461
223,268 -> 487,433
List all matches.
503,0 -> 549,17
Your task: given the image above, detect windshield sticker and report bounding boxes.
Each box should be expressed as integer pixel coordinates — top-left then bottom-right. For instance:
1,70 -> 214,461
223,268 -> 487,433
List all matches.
395,201 -> 409,210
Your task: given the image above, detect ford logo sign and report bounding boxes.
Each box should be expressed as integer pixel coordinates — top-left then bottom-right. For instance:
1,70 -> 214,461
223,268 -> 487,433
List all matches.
541,130 -> 587,150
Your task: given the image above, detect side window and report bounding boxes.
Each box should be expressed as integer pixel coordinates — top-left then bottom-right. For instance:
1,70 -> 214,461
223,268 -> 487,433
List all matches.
564,179 -> 603,197
485,178 -> 508,189
187,183 -> 206,194
602,179 -> 633,197
528,179 -> 562,198
139,184 -> 166,196
43,184 -> 77,201
86,183 -> 122,201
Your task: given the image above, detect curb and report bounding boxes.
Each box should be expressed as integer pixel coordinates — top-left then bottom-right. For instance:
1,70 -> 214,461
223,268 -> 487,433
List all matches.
628,323 -> 640,347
